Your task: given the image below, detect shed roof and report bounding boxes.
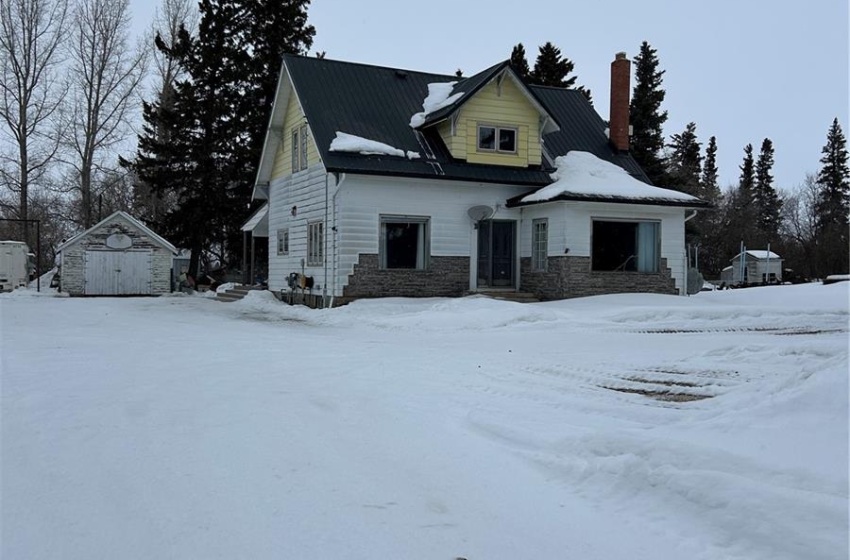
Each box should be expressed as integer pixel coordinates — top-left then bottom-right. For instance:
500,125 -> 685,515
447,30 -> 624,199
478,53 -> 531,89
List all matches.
57,211 -> 178,254
241,203 -> 269,236
733,250 -> 782,261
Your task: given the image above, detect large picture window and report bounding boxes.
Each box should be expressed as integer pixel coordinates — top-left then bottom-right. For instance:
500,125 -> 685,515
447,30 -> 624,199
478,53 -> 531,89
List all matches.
592,220 -> 659,272
532,218 -> 548,271
307,221 -> 323,266
477,125 -> 517,153
380,216 -> 429,269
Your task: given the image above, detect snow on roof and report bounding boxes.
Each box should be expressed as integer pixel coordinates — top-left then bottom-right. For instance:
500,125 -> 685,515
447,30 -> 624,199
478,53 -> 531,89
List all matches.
740,250 -> 781,260
409,81 -> 464,128
329,132 -> 420,160
521,151 -> 700,204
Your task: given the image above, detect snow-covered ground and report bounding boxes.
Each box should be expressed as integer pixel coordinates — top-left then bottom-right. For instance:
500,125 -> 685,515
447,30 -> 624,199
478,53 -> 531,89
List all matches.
2,283 -> 848,559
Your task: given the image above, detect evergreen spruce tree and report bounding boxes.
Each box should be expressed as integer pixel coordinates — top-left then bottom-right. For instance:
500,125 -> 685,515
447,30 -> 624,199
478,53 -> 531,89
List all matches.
125,0 -> 314,278
735,143 -> 758,249
666,122 -> 702,197
739,143 -> 756,204
526,42 -> 591,101
509,43 -> 530,80
700,136 -> 720,203
529,42 -> 575,88
753,138 -> 781,246
630,41 -> 668,187
696,136 -> 724,277
814,118 -> 850,275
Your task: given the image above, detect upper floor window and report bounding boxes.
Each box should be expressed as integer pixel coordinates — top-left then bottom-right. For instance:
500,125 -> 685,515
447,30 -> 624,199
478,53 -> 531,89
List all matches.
291,124 -> 309,172
477,125 -> 517,154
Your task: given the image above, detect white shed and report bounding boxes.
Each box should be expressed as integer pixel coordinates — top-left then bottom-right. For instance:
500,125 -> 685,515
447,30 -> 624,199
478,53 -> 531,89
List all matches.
724,250 -> 783,286
57,211 -> 178,296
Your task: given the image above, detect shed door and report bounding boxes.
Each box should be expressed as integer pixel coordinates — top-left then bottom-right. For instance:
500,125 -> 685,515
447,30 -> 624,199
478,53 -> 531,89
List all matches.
84,250 -> 152,295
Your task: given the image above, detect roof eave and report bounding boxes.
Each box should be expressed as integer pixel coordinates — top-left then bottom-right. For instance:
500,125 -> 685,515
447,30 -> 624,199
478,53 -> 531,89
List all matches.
506,194 -> 711,209
252,59 -> 293,201
57,211 -> 178,254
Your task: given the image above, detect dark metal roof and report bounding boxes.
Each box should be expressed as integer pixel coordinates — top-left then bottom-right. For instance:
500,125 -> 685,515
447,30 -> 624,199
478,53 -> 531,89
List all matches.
419,60 -> 509,128
282,54 -> 662,192
530,86 -> 651,183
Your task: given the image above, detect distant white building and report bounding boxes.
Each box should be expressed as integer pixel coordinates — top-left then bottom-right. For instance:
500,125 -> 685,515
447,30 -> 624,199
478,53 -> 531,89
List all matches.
720,250 -> 783,286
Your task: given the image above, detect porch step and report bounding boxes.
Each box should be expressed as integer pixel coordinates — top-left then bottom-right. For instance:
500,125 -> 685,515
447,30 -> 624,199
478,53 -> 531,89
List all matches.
214,285 -> 265,302
470,290 -> 540,303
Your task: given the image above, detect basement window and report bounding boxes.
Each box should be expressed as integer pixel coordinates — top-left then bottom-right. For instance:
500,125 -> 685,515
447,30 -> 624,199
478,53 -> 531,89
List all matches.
380,216 -> 430,269
477,125 -> 517,153
592,220 -> 659,273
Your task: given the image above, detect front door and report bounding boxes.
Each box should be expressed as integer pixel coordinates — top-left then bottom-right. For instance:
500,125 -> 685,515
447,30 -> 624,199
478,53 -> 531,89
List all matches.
477,220 -> 515,288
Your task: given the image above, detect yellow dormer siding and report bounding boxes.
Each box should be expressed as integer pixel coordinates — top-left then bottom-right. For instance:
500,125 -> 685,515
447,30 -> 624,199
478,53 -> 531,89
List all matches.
436,77 -> 541,167
271,90 -> 319,180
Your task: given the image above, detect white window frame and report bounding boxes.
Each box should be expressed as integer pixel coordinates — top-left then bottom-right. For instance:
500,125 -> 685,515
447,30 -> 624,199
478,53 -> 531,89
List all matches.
299,124 -> 308,170
291,124 -> 310,172
291,128 -> 299,172
532,218 -> 548,271
477,124 -> 518,154
379,215 -> 430,270
276,228 -> 289,256
307,221 -> 323,266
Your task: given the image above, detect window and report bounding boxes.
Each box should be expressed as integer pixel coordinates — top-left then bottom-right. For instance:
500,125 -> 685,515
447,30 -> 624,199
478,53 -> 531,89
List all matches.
276,228 -> 289,256
291,129 -> 299,171
477,125 -> 517,153
592,220 -> 659,272
291,124 -> 309,172
532,219 -> 548,271
299,124 -> 308,170
307,222 -> 323,266
380,216 -> 429,269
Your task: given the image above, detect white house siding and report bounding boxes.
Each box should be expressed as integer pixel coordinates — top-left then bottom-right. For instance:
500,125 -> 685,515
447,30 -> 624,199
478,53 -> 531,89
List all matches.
266,162 -> 328,293
332,174 -> 528,296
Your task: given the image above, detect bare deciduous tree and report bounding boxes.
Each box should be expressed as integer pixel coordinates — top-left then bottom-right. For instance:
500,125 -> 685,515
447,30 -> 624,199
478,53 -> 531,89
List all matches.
0,0 -> 68,244
64,0 -> 147,228
781,174 -> 820,279
151,0 -> 196,97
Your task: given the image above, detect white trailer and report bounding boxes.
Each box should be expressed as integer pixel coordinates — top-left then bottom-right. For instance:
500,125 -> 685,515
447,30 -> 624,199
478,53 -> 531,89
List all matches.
0,241 -> 33,292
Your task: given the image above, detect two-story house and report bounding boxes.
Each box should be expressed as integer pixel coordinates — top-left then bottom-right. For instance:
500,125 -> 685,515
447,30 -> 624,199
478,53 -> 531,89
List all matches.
245,52 -> 708,307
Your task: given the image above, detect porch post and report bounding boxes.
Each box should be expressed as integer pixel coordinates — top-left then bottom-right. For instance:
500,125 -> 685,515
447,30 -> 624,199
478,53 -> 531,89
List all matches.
242,231 -> 248,284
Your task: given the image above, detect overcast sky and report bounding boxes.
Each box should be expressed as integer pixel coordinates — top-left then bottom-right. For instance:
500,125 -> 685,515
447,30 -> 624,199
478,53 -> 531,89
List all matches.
129,0 -> 848,191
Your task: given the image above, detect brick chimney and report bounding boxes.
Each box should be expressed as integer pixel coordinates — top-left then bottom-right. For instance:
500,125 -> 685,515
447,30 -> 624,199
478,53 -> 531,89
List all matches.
609,52 -> 631,152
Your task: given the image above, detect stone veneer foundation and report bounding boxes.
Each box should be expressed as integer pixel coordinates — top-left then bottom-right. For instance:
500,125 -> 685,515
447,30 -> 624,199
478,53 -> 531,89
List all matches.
336,254 -> 676,305
520,256 -> 677,300
344,254 -> 469,299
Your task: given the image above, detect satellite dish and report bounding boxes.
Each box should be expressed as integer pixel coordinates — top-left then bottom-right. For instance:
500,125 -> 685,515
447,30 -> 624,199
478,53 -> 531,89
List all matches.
467,205 -> 494,221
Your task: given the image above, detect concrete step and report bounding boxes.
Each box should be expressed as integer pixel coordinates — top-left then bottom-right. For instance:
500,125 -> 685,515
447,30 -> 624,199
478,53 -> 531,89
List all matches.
214,285 -> 265,302
470,290 -> 540,303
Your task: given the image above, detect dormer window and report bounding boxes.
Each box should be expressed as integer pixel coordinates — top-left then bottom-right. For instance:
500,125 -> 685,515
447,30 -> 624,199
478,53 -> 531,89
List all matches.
477,124 -> 517,154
